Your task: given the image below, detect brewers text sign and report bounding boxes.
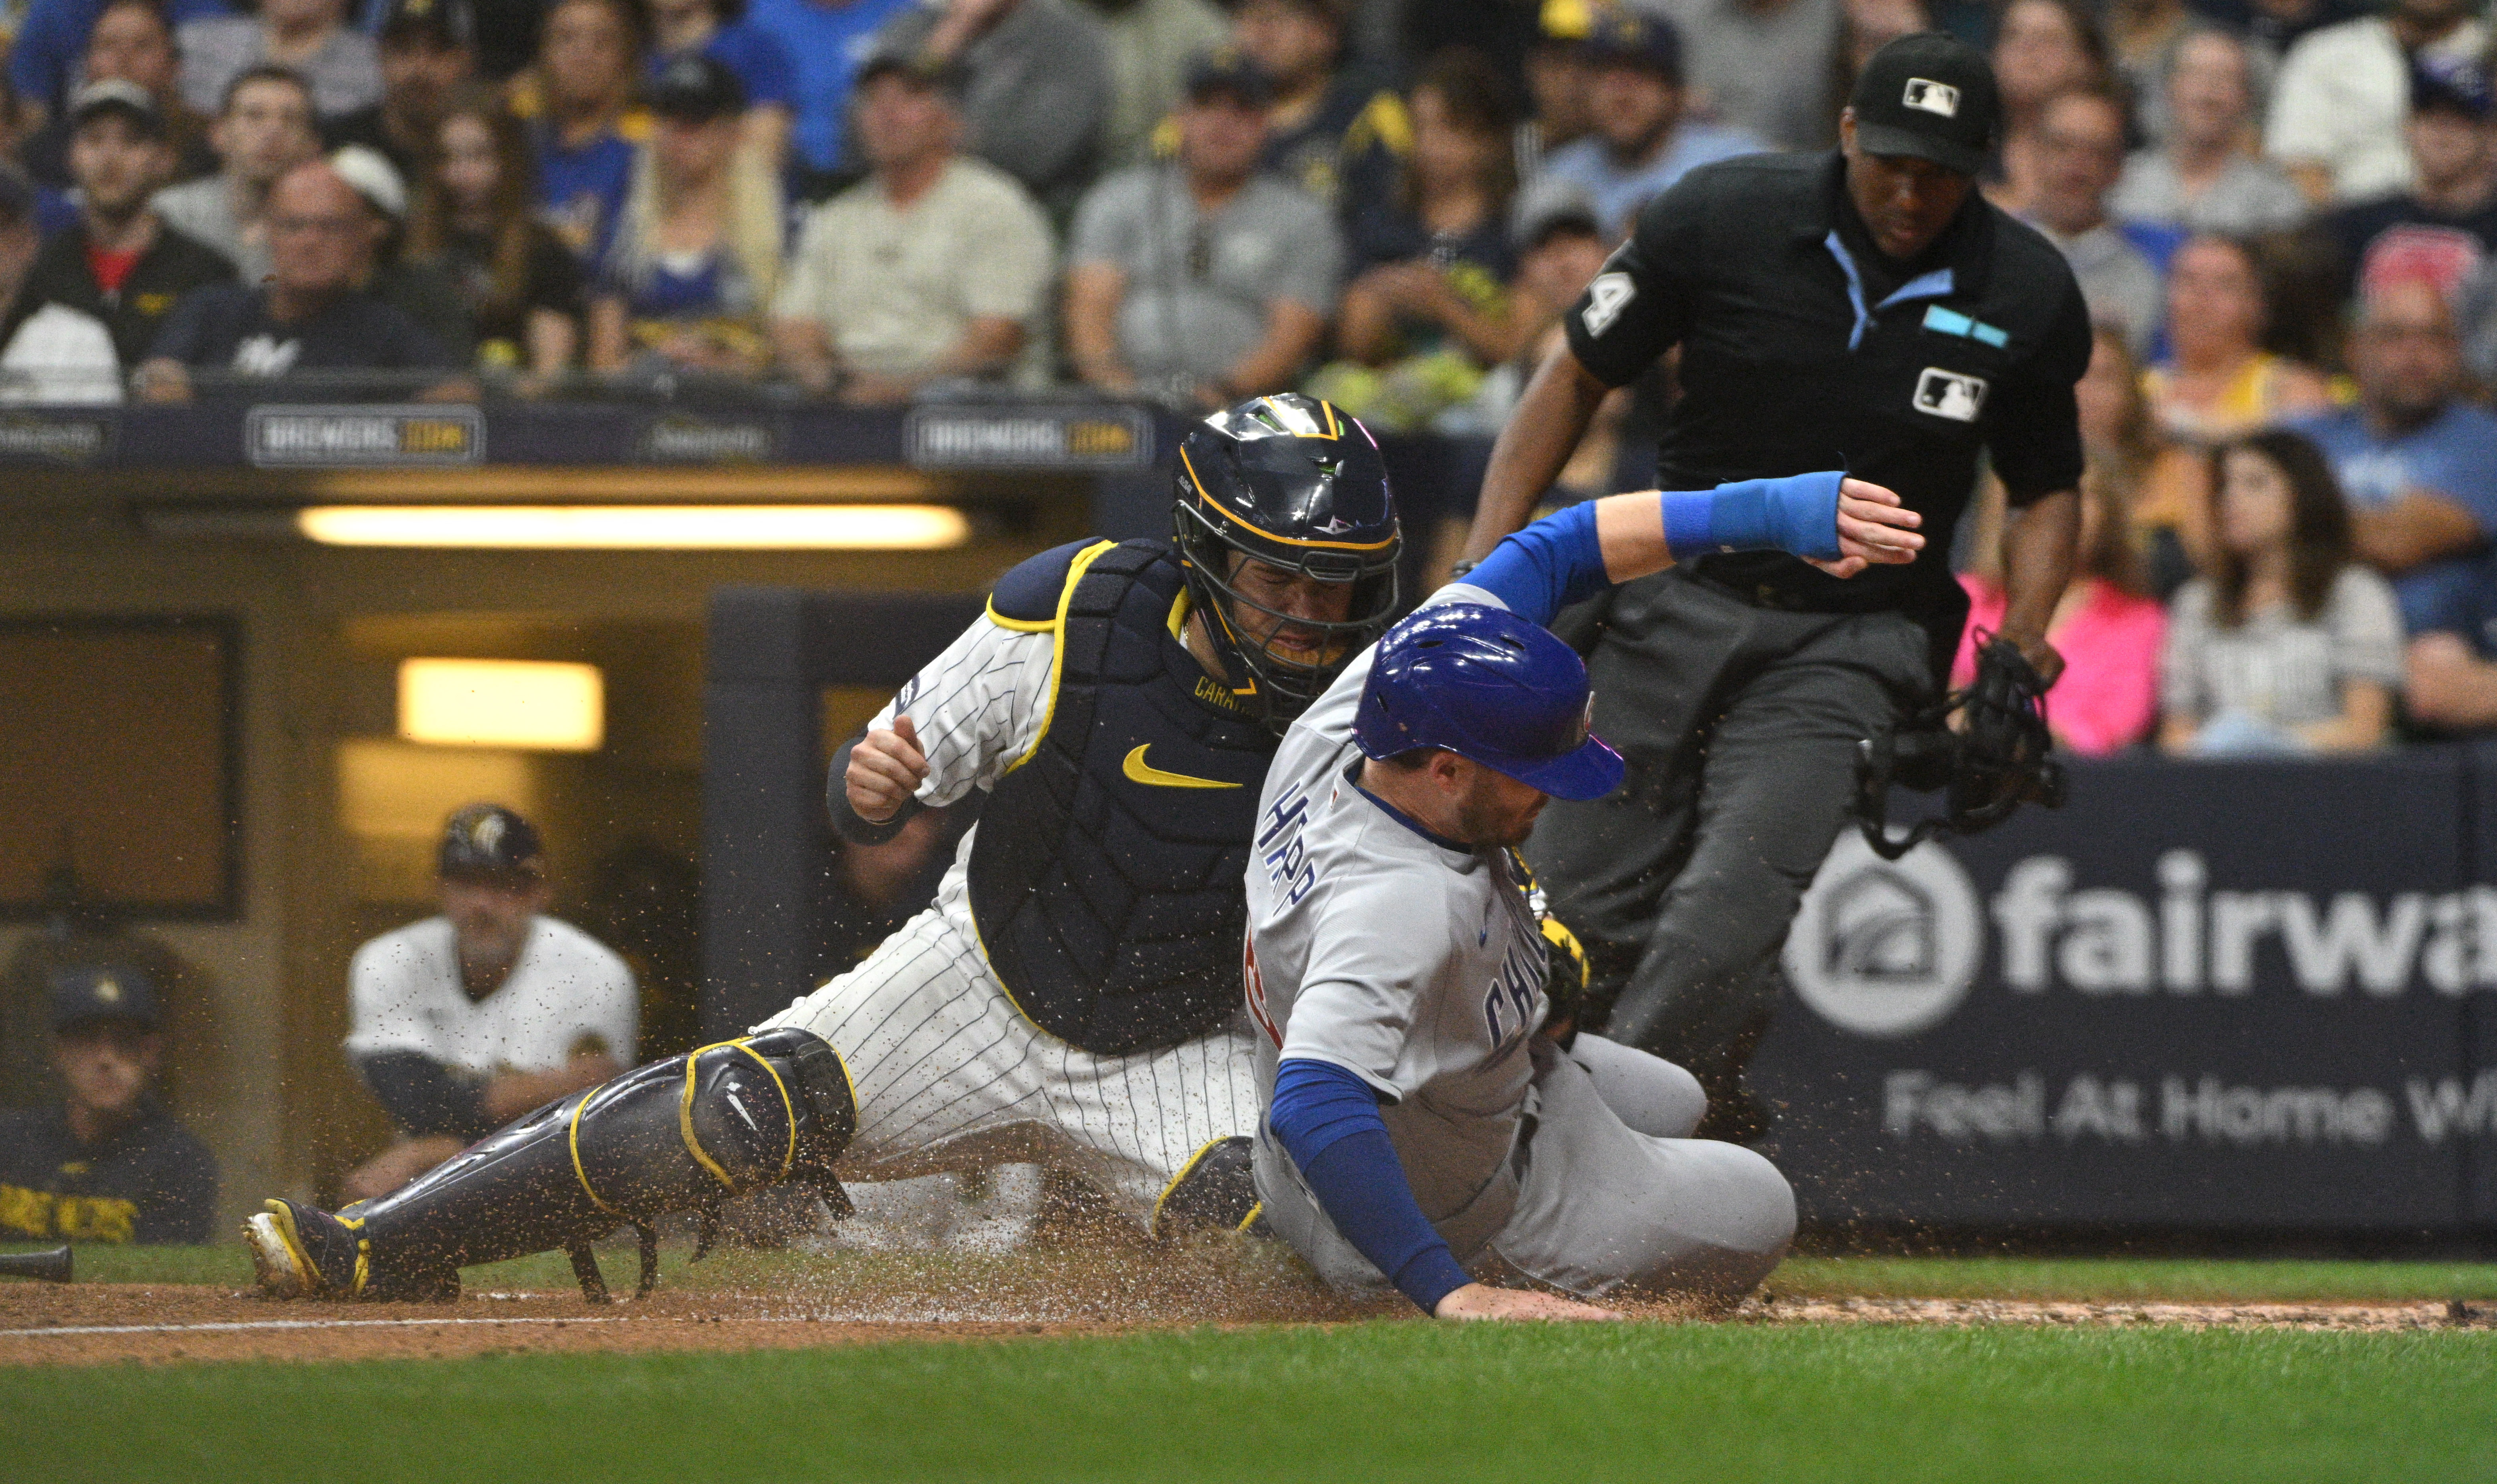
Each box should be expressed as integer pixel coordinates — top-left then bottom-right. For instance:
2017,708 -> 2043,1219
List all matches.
246,405 -> 484,467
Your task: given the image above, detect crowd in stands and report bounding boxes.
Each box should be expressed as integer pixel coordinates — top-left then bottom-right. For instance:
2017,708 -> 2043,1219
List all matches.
0,0 -> 2489,751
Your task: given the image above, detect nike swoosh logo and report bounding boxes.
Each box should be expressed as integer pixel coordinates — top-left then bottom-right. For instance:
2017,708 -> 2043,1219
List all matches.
1122,744 -> 1240,790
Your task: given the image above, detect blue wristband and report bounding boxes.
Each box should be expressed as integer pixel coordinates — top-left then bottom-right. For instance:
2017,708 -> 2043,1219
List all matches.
1661,471 -> 1847,562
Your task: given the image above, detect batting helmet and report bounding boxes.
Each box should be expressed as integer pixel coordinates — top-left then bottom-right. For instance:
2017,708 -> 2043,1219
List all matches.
1352,603 -> 1624,801
1172,394 -> 1401,731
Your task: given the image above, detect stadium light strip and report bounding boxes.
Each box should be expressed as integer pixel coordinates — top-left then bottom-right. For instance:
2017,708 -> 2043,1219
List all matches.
296,504 -> 972,550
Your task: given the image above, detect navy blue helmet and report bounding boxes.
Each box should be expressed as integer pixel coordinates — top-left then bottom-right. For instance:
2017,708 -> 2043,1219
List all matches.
1172,394 -> 1401,732
1352,603 -> 1624,801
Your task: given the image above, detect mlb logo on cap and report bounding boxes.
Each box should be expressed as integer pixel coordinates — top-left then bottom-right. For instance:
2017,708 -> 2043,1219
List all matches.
1903,78 -> 1960,117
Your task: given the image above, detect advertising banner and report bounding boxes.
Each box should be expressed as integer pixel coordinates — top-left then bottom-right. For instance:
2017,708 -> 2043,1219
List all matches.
1752,752 -> 2481,1230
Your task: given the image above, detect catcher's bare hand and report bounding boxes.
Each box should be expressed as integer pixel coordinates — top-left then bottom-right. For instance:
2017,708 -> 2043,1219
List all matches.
1433,1283 -> 1619,1322
846,715 -> 929,823
1806,478 -> 1924,578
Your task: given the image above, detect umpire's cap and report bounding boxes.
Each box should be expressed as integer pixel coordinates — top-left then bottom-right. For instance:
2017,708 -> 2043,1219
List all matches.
1849,33 -> 2000,177
1352,604 -> 1624,801
438,803 -> 545,884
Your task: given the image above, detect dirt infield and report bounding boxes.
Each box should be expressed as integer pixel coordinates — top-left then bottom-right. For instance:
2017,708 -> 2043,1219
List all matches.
6,1273 -> 2493,1367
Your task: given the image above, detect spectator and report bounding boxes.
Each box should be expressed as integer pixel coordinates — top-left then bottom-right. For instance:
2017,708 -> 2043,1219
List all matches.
2189,0 -> 2359,70
135,156 -> 464,400
2323,61 -> 2497,306
1229,0 -> 1401,213
322,0 -> 476,184
588,53 -> 780,380
1313,48 -> 1523,432
743,0 -> 914,200
2142,233 -> 2332,444
330,140 -> 476,361
1524,8 -> 1760,240
772,50 -> 1050,401
405,89 -> 585,374
1993,0 -> 2108,126
527,0 -> 647,267
179,0 -> 380,122
872,0 -> 1110,221
0,966 -> 216,1245
2160,429 -> 2400,754
1064,52 -> 1339,406
1638,0 -> 1843,154
2110,29 -> 2309,238
2264,0 -> 2487,208
2107,0 -> 2190,138
0,167 -> 122,401
2293,279 -> 2497,638
1515,0 -> 1596,178
19,0 -> 218,190
336,805 -> 635,1202
1445,199 -> 1630,485
647,0 -> 795,169
10,0 -> 232,128
4,82 -> 235,376
151,65 -> 322,283
1074,0 -> 1227,171
1958,475 -> 2167,754
2025,89 -> 2165,358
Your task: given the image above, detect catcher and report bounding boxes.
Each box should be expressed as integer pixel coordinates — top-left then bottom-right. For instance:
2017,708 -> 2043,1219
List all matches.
1459,33 -> 2088,1137
244,394 -> 1406,1302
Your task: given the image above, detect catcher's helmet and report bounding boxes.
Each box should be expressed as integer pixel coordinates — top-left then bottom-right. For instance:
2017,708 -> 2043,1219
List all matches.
1172,394 -> 1401,731
1352,603 -> 1624,801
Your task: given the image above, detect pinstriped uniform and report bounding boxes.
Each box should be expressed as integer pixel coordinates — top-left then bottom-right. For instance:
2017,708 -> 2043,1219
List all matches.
759,605 -> 1263,1221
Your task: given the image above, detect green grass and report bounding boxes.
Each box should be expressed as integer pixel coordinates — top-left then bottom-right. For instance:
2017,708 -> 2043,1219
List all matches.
4,1322 -> 2494,1483
23,1242 -> 2497,1304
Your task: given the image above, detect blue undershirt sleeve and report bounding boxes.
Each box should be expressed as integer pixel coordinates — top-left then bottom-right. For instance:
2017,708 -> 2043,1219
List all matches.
1462,471 -> 1848,627
1459,499 -> 1605,627
1269,1058 -> 1474,1313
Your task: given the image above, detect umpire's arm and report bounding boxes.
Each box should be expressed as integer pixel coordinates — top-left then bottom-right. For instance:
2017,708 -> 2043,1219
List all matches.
1985,282 -> 2094,684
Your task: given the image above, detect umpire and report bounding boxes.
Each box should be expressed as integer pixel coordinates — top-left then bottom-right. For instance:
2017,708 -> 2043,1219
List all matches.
1463,34 -> 2088,1138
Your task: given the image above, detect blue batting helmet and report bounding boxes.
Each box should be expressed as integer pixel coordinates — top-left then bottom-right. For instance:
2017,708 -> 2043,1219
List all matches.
1351,603 -> 1624,801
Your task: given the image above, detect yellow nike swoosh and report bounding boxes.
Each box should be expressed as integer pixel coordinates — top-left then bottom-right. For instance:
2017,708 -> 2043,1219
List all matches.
1122,744 -> 1240,790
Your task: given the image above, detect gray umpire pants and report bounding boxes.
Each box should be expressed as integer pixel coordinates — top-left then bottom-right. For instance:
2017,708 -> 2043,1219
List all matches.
1528,568 -> 1935,1105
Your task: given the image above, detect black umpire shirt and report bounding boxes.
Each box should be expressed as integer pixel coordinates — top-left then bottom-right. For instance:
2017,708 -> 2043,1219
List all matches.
1567,150 -> 2091,617
0,1101 -> 218,1244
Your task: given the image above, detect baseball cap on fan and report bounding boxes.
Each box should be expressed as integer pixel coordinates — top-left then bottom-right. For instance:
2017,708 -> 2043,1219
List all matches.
1849,33 -> 2000,177
438,802 -> 545,884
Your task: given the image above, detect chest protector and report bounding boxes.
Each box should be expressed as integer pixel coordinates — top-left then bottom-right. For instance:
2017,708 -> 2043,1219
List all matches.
968,541 -> 1275,1055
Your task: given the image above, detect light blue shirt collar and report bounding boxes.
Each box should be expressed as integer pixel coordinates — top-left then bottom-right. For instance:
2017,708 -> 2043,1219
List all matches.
1823,229 -> 1956,351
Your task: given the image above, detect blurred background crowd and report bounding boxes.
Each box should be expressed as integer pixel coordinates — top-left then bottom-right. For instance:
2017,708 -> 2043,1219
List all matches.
0,0 -> 2489,761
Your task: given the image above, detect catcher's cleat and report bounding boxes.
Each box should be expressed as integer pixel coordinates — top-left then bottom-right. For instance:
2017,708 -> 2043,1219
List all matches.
244,1198 -> 361,1299
1151,1135 -> 1259,1240
246,1197 -> 461,1302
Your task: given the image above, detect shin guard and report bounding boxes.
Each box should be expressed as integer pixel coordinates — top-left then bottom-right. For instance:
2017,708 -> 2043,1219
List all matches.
339,1027 -> 856,1302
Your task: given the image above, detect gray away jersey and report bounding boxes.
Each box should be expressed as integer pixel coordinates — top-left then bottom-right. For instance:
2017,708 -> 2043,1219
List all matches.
1244,584 -> 1550,1235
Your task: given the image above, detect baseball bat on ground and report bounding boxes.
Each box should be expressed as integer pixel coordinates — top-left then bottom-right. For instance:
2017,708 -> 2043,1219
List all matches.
0,1245 -> 72,1282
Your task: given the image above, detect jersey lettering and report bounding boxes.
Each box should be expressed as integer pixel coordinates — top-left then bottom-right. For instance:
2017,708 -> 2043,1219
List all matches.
1479,937 -> 1545,1050
1257,782 -> 1319,905
1581,272 -> 1636,338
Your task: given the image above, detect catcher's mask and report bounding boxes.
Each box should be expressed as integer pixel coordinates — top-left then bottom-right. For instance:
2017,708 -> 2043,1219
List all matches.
1172,394 -> 1402,733
1853,632 -> 2068,861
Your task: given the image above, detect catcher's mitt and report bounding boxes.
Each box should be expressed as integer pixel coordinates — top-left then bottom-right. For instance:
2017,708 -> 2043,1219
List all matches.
1855,632 -> 2067,860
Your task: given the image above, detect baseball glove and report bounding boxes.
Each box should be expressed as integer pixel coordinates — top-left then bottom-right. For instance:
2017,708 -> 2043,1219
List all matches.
1855,632 -> 2066,860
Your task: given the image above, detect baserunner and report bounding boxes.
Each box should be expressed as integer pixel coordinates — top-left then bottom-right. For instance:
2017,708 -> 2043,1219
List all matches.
1247,470 -> 1923,1317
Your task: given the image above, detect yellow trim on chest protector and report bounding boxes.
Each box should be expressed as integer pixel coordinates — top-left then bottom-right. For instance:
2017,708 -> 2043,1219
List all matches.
1000,539 -> 1118,777
1123,744 -> 1241,790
